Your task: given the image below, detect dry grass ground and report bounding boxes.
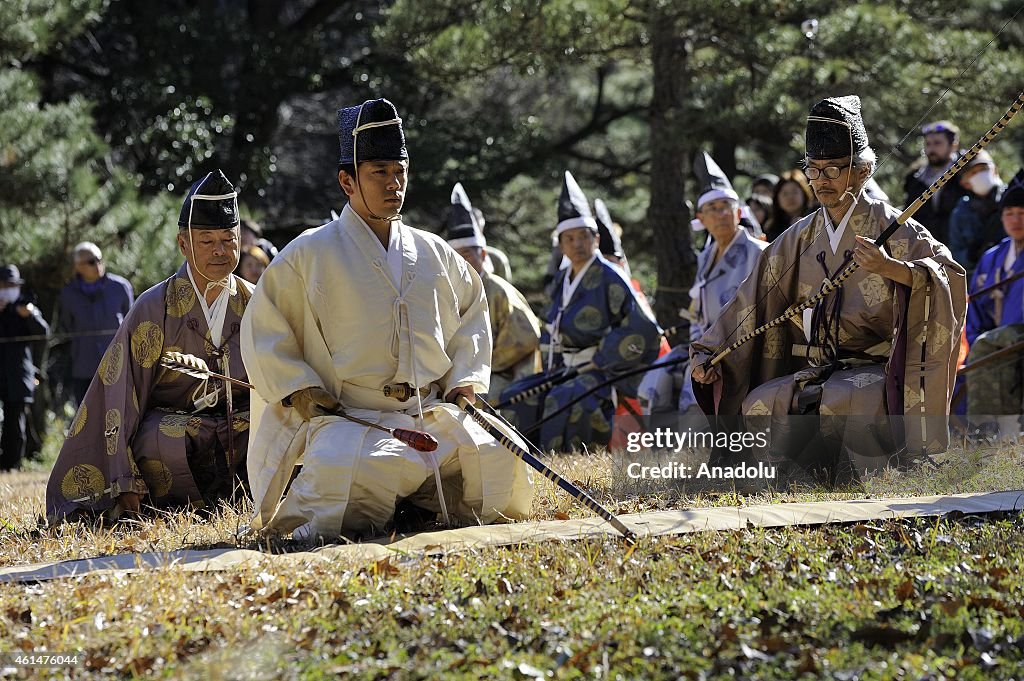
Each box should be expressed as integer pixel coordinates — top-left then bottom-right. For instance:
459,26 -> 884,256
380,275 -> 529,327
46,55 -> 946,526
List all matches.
1,420 -> 1023,679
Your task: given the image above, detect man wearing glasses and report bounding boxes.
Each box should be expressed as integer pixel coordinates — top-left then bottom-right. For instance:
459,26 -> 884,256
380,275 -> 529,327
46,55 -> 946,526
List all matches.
691,95 -> 967,485
57,242 -> 134,406
903,120 -> 968,246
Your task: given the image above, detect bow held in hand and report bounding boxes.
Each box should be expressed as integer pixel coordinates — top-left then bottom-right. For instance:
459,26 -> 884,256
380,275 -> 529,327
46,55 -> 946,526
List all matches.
691,358 -> 721,384
285,387 -> 438,452
286,387 -> 341,420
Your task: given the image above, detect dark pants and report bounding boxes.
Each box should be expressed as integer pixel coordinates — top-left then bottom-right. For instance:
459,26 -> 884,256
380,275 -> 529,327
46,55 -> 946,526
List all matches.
1,400 -> 28,471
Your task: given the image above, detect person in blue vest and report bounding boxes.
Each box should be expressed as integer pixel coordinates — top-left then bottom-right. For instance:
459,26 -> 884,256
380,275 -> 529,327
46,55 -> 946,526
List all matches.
964,169 -> 1024,435
501,171 -> 661,452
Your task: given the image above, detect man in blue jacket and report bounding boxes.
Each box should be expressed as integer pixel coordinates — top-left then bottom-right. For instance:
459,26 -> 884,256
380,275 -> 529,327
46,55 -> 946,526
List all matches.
58,242 -> 134,406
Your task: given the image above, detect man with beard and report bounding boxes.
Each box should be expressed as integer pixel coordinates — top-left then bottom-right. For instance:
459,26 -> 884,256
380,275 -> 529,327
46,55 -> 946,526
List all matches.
904,120 -> 969,246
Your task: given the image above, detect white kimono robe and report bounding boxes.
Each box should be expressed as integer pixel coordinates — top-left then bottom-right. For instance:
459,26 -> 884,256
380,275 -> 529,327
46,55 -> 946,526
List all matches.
241,205 -> 533,537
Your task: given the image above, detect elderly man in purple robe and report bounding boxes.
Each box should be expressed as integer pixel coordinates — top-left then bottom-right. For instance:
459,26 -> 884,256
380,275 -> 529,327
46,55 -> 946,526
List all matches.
46,170 -> 255,523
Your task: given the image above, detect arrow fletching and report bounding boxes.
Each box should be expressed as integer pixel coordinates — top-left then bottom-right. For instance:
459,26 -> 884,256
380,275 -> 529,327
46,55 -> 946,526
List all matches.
159,351 -> 212,380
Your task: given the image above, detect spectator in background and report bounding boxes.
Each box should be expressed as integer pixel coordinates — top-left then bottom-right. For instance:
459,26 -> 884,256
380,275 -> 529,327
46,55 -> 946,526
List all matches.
57,242 -> 134,407
746,194 -> 772,232
964,169 -> 1024,437
0,265 -> 50,471
237,245 -> 270,285
903,120 -> 968,246
949,149 -> 1006,277
750,173 -> 779,199
239,218 -> 278,263
764,170 -> 814,241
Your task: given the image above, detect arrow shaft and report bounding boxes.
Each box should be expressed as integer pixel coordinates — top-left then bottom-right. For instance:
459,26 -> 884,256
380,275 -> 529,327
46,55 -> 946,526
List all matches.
458,396 -> 636,541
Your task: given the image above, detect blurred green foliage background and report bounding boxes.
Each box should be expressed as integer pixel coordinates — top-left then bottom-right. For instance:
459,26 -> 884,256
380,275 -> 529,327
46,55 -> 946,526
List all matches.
1,0 -> 1021,322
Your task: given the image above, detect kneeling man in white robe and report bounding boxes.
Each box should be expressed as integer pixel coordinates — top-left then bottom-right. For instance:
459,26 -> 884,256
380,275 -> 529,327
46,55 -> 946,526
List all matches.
241,98 -> 534,539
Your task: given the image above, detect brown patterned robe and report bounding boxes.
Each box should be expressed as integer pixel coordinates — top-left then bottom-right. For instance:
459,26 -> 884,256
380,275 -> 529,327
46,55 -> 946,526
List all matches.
482,270 -> 541,400
690,197 -> 967,473
46,264 -> 254,523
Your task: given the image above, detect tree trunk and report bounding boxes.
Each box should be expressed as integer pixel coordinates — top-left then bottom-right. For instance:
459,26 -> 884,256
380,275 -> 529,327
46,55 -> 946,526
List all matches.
647,9 -> 695,344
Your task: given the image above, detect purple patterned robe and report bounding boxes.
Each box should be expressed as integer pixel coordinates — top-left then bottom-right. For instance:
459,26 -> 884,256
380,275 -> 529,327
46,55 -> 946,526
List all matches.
46,264 -> 253,523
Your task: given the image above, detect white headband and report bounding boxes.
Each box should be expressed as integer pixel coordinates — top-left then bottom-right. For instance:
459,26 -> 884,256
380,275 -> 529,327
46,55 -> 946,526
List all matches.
696,187 -> 740,210
448,234 -> 486,250
554,215 -> 598,237
185,172 -> 239,230
352,117 -> 402,136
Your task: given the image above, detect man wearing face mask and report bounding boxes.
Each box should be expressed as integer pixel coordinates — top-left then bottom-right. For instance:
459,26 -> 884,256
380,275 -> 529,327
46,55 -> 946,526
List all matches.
948,150 -> 1006,277
46,170 -> 255,523
0,265 -> 50,471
